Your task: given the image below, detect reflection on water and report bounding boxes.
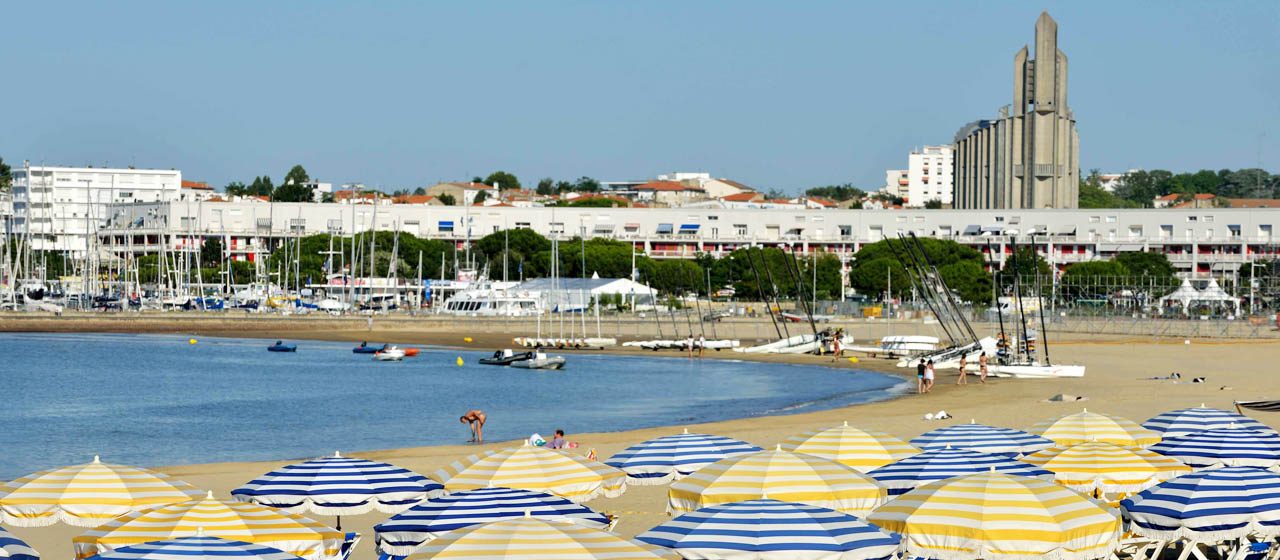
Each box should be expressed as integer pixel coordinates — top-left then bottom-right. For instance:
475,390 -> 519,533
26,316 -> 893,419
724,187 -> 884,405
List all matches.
0,333 -> 906,477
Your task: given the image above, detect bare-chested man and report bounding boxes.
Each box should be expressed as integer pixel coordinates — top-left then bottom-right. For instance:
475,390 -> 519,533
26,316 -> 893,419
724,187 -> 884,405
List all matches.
460,409 -> 486,443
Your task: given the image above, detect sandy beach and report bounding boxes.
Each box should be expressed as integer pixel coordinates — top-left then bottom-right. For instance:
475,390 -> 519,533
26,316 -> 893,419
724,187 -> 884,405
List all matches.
4,314 -> 1279,559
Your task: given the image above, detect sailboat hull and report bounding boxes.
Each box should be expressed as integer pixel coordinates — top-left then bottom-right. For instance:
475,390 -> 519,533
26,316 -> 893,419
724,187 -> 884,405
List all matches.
990,364 -> 1086,378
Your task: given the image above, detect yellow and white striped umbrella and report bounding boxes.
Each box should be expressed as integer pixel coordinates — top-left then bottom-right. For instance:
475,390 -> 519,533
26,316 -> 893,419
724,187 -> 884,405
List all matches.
668,446 -> 886,515
1028,409 -> 1162,448
72,492 -> 354,560
431,445 -> 627,503
404,516 -> 678,560
868,472 -> 1121,560
779,421 -> 917,472
0,456 -> 203,527
1020,442 -> 1191,495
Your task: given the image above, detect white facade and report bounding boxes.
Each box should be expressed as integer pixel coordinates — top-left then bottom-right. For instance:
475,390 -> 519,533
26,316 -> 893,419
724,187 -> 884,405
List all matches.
1098,170 -> 1137,193
304,181 -> 333,202
12,165 -> 182,254
883,170 -> 908,198
101,200 -> 1280,279
905,145 -> 954,207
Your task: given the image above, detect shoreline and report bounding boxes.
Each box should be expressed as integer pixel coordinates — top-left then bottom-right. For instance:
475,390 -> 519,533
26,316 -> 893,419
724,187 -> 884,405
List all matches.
5,315 -> 1280,558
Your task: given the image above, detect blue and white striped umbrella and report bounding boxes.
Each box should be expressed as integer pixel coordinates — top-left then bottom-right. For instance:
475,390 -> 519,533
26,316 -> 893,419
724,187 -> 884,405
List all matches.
908,421 -> 1053,457
1120,466 -> 1280,541
868,447 -> 1055,495
606,431 -> 762,485
85,536 -> 299,560
1142,406 -> 1273,438
232,453 -> 444,516
374,487 -> 610,557
0,527 -> 38,560
637,498 -> 900,560
1149,428 -> 1280,469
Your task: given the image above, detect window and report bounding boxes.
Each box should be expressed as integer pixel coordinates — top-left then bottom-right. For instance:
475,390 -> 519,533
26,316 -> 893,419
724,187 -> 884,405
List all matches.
1089,216 -> 1100,223
839,225 -> 852,237
1186,216 -> 1198,222
549,222 -> 564,234
708,215 -> 719,220
289,218 -> 306,231
1204,215 -> 1214,223
735,224 -> 748,236
1229,225 -> 1242,237
913,216 -> 924,223
995,216 -> 1006,222
515,222 -> 531,228
1106,216 -> 1117,223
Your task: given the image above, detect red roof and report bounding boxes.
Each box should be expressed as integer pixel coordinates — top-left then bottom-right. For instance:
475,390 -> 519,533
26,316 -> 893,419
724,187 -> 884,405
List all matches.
1193,193 -> 1216,200
1155,194 -> 1180,201
205,196 -> 227,203
181,180 -> 212,190
393,194 -> 436,204
1227,198 -> 1280,208
721,192 -> 763,202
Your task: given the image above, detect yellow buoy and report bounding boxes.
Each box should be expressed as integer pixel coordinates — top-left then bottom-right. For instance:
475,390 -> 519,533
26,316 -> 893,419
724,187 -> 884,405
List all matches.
463,337 -> 473,343
847,357 -> 859,363
189,338 -> 197,345
456,357 -> 464,366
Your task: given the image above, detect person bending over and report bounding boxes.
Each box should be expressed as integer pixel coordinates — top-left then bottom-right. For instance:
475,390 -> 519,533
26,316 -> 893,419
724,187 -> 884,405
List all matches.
460,409 -> 486,443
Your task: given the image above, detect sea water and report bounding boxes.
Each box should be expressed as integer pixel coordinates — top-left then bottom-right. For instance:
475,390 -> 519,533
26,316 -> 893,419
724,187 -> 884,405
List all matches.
0,332 -> 908,478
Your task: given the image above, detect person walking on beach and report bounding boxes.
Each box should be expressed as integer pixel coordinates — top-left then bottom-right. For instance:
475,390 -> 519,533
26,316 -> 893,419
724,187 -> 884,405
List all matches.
916,360 -> 926,394
978,352 -> 988,383
547,429 -> 566,449
460,409 -> 486,443
924,360 -> 935,393
697,334 -> 706,358
957,355 -> 968,385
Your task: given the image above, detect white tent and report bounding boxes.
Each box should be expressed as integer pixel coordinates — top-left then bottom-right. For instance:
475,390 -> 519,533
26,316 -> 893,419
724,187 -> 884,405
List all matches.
1159,279 -> 1200,310
1197,279 -> 1240,314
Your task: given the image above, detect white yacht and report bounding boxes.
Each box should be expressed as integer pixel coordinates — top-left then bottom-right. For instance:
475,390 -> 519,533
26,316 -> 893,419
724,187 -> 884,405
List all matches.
440,284 -> 541,317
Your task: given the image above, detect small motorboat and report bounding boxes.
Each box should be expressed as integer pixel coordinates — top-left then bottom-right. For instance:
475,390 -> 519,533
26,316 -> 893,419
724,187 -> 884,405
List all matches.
403,348 -> 420,357
374,346 -> 406,361
353,343 -> 386,354
510,352 -> 566,370
267,341 -> 297,352
479,349 -> 534,366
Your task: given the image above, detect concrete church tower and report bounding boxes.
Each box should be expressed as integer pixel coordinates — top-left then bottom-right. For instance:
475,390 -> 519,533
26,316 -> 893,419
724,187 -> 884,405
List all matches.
953,12 -> 1080,209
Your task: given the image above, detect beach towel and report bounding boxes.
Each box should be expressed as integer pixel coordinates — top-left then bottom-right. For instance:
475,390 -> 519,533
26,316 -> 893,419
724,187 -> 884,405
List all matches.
528,433 -> 546,446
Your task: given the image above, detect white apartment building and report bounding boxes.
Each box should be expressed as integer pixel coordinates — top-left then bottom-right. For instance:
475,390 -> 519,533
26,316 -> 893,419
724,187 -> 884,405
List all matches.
101,200 -> 1280,280
881,145 -> 954,207
11,164 -> 182,254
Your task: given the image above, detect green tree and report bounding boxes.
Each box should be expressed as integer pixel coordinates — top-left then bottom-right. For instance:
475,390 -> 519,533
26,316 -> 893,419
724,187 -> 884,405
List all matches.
248,176 -> 274,197
0,156 -> 11,191
438,194 -> 456,206
482,171 -> 520,191
573,176 -> 601,192
413,186 -> 427,196
923,199 -> 943,209
474,190 -> 489,204
562,197 -> 627,208
224,181 -> 248,197
321,192 -> 336,203
939,260 -> 993,304
200,237 -> 224,267
273,165 -> 315,201
1060,260 -> 1128,299
475,228 -> 552,279
849,257 -> 910,300
805,183 -> 864,201
1001,247 -> 1050,282
1114,251 -> 1175,279
849,238 -> 986,300
536,177 -> 555,195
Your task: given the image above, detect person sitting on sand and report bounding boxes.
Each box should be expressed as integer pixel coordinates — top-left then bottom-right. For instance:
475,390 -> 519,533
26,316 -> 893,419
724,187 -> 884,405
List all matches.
460,409 -> 486,443
547,429 -> 566,449
957,355 -> 968,385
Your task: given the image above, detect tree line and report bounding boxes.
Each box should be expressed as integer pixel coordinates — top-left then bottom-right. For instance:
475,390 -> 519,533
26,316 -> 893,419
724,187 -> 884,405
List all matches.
1079,168 -> 1278,209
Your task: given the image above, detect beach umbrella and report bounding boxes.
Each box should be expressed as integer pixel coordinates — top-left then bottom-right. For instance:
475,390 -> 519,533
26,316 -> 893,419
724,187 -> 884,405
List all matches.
1142,405 -> 1273,438
84,535 -> 301,560
1148,427 -> 1280,469
403,516 -> 679,560
231,452 -> 444,528
779,422 -> 917,472
605,430 -> 762,485
0,456 -> 203,527
1120,466 -> 1280,541
0,527 -> 38,560
1020,442 -> 1191,497
867,471 -> 1122,560
430,444 -> 626,503
1028,409 -> 1161,448
909,420 -> 1053,457
72,492 -> 356,560
373,487 -> 610,557
638,498 -> 900,560
668,446 -> 886,515
868,447 -> 1053,496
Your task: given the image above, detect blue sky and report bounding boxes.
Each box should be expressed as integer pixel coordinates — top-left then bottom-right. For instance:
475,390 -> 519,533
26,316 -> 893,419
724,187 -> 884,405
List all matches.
4,1 -> 1277,193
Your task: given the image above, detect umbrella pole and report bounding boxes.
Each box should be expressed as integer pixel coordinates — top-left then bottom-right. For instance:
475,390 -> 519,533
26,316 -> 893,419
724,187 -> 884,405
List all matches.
336,515 -> 342,531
